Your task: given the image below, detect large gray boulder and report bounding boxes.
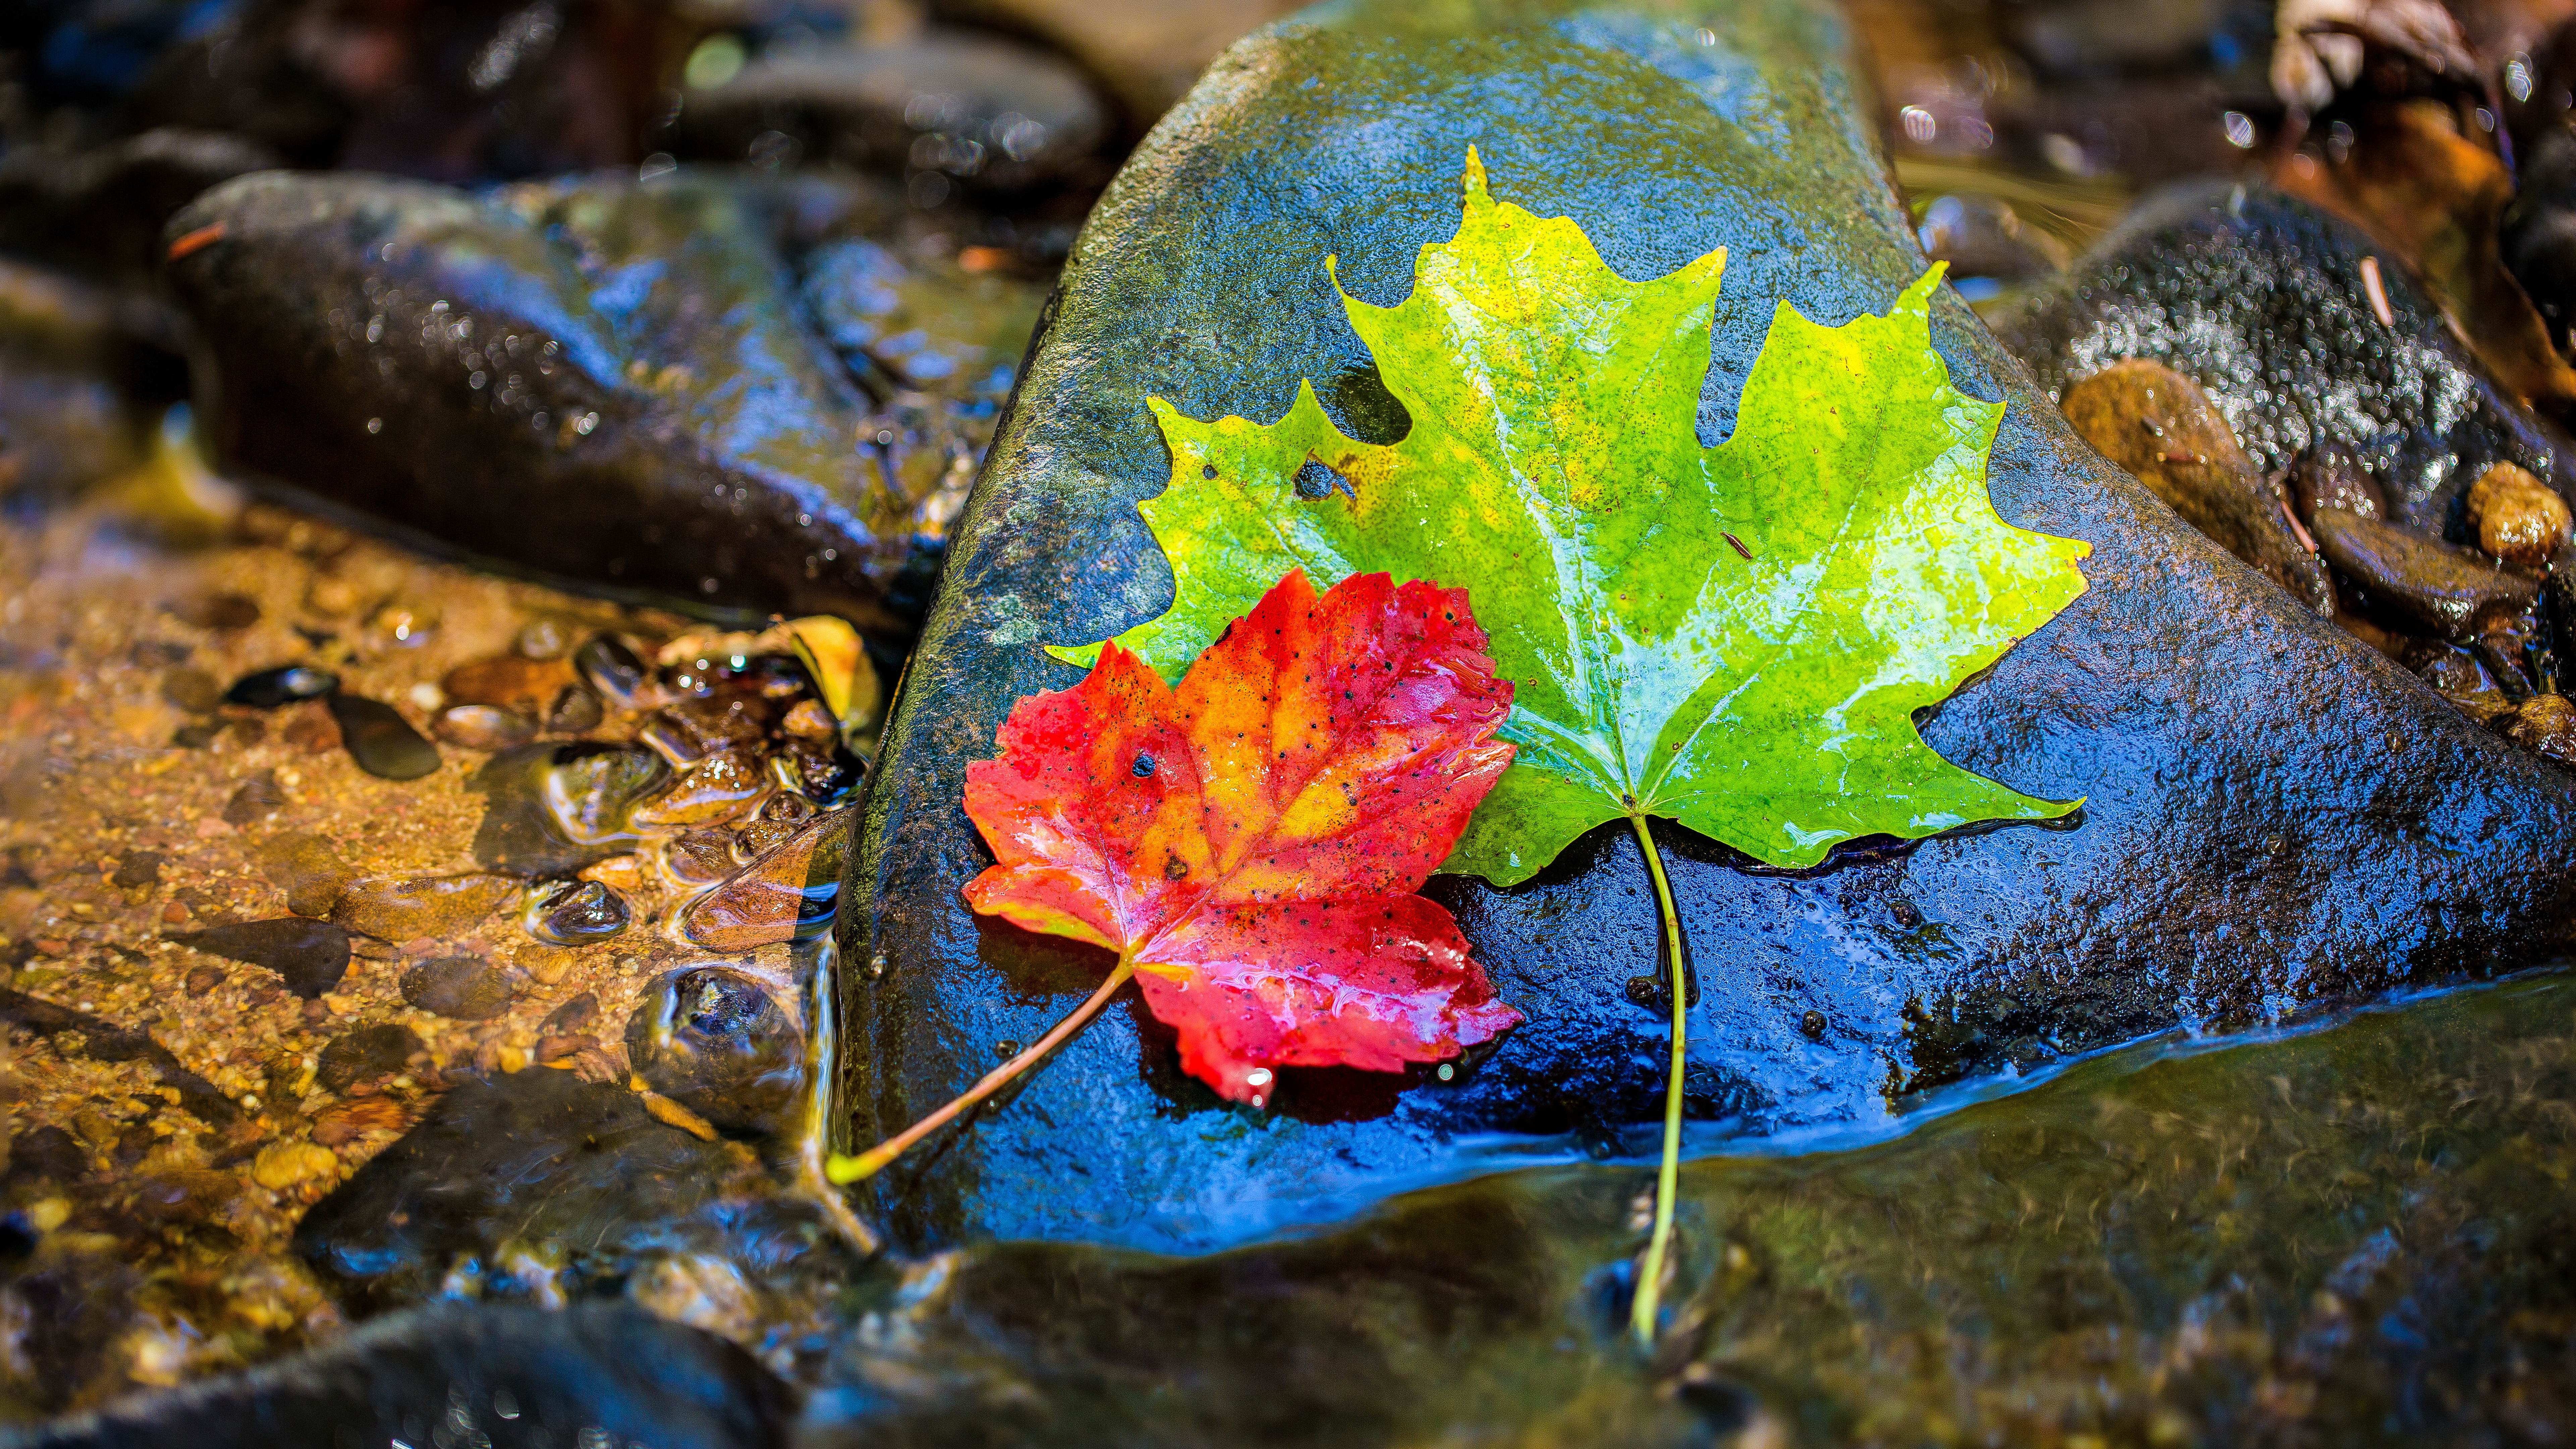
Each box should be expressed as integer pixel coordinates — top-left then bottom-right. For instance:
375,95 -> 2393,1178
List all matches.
840,0 -> 2576,1252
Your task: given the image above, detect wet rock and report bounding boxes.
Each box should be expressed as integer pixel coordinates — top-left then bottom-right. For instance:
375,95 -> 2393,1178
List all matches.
781,740 -> 867,803
2406,640 -> 2514,721
542,993 -> 601,1038
1995,181 -> 2576,541
2059,359 -> 2331,614
294,1067 -> 848,1314
111,851 -> 164,890
0,127 -> 278,288
442,655 -> 576,711
221,769 -> 287,827
317,1024 -> 426,1094
468,743 -> 672,876
846,2 -> 2576,1251
223,665 -> 337,709
168,592 -> 262,631
2291,441 -> 2389,523
2466,462 -> 2573,568
523,880 -> 632,948
255,832 -> 352,918
682,809 -> 849,952
2504,693 -> 2576,767
162,170 -> 939,634
326,692 -> 442,780
929,0 -> 1305,123
667,29 -> 1110,193
627,968 -> 803,1137
11,1301 -> 800,1449
631,749 -> 768,827
434,704 -> 537,752
666,829 -> 742,886
399,955 -> 513,1021
545,685 -> 603,734
573,634 -> 649,706
329,873 -> 515,943
644,696 -> 774,764
174,918 -> 349,999
1914,194 -> 2068,284
158,667 -> 220,715
2309,508 -> 2542,639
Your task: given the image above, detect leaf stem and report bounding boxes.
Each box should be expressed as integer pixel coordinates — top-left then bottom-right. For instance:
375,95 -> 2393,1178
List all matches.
1627,813 -> 1690,1348
827,957 -> 1139,1184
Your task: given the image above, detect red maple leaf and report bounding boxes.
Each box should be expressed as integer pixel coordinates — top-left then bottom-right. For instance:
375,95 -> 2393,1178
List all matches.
962,567 -> 1525,1106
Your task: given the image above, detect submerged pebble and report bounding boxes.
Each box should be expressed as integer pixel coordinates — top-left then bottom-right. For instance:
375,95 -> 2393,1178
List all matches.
681,809 -> 849,952
625,966 -> 803,1136
2289,442 -> 2389,523
160,667 -> 221,715
399,955 -> 513,1020
329,873 -> 516,942
317,1023 -> 426,1093
326,692 -> 441,780
434,704 -> 537,752
221,769 -> 286,827
574,635 -> 649,706
468,743 -> 672,876
225,665 -> 338,709
545,686 -> 603,734
174,917 -> 350,998
442,656 -> 576,711
2504,693 -> 2576,767
631,748 -> 767,827
2308,508 -> 2541,639
523,879 -> 632,947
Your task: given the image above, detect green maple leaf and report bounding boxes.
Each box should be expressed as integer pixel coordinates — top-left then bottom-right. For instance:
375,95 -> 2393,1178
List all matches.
1054,150 -> 2091,882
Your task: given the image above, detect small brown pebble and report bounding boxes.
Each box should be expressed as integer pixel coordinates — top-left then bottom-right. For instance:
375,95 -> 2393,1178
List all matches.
303,574 -> 365,617
433,704 -> 537,751
282,708 -> 341,753
162,901 -> 192,924
2466,462 -> 2573,568
442,655 -> 576,710
541,991 -> 600,1037
301,997 -> 333,1026
112,851 -> 166,889
223,769 -> 288,827
2503,692 -> 2576,766
398,954 -> 514,1019
184,964 -> 224,994
782,699 -> 836,741
546,685 -> 604,734
535,1034 -> 591,1064
170,592 -> 261,631
160,668 -> 222,715
516,619 -> 569,660
664,828 -> 739,885
631,748 -> 767,827
317,1023 -> 427,1092
330,872 -> 515,940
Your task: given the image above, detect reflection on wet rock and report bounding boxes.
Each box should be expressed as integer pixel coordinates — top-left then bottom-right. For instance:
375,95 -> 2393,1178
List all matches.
1914,193 -> 2067,284
631,749 -> 768,828
433,704 -> 536,751
626,967 -> 803,1137
222,665 -> 338,709
2060,358 -> 2332,613
667,29 -> 1109,194
440,655 -> 575,712
544,685 -> 603,735
162,170 -> 943,633
664,828 -> 741,887
2308,507 -> 2541,638
398,954 -> 513,1020
681,809 -> 850,952
523,879 -> 632,948
328,870 -> 517,945
469,743 -> 670,876
2465,461 -> 2573,568
1997,182 -> 2576,533
325,693 -> 441,780
2290,440 -> 2389,523
2504,693 -> 2576,766
572,634 -> 649,706
173,918 -> 351,999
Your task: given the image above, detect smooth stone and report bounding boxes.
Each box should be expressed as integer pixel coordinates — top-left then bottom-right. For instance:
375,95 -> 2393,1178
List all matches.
680,808 -> 850,952
2059,359 -> 2332,615
161,171 -> 926,634
110,851 -> 164,889
468,743 -> 672,876
2308,508 -> 2542,640
158,667 -> 220,715
293,1068 -> 853,1312
1994,181 -> 2576,541
2290,440 -> 2390,523
627,968 -> 803,1137
929,0 -> 1306,123
572,634 -> 648,706
329,873 -> 517,942
167,592 -> 261,631
398,955 -> 513,1020
844,0 -> 2576,1252
440,656 -> 575,711
544,685 -> 603,734
173,918 -> 349,999
630,749 -> 768,828
316,1024 -> 427,1094
523,879 -> 632,948
223,665 -> 337,709
2466,462 -> 2573,568
667,29 -> 1110,192
326,692 -> 442,781
220,769 -> 286,827
433,704 -> 538,752
255,831 -> 352,918
8,1301 -> 800,1449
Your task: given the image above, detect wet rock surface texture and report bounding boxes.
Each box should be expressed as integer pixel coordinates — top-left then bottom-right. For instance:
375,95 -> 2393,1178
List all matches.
845,0 -> 2576,1252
